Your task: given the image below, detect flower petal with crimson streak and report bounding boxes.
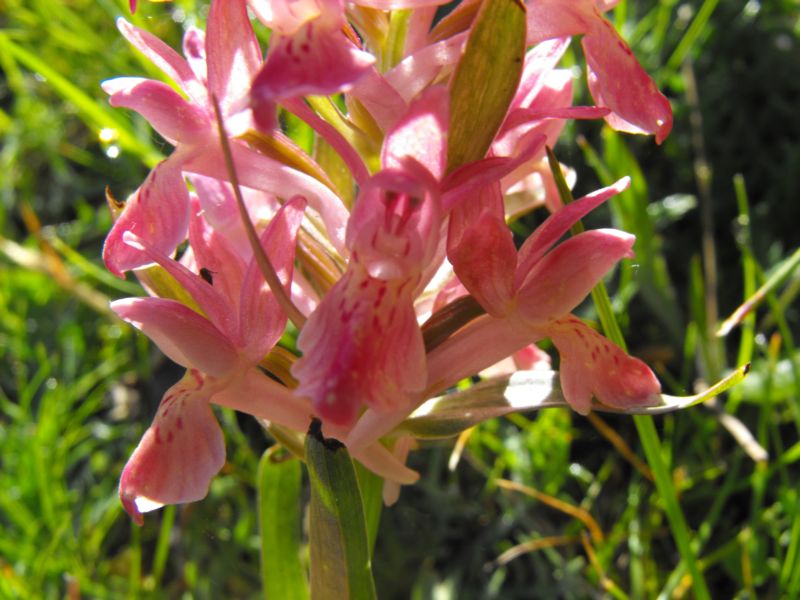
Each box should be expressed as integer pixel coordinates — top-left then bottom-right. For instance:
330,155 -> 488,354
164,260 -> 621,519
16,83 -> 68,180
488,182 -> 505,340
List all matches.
119,371 -> 225,525
544,316 -> 661,413
102,160 -> 190,277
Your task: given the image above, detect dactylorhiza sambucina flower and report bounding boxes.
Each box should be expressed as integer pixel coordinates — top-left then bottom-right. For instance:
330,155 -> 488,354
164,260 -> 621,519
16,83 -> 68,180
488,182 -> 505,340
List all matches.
105,0 -> 672,523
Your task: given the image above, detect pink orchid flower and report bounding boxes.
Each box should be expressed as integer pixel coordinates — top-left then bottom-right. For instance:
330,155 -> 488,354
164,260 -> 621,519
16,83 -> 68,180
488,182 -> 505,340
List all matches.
113,198 -> 314,523
292,87 -> 449,427
435,177 -> 661,414
102,0 -> 348,276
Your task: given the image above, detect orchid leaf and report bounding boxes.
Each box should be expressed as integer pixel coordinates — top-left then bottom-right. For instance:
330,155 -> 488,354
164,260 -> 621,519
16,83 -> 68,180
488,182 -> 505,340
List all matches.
447,0 -> 526,171
305,420 -> 376,600
400,365 -> 751,439
258,451 -> 309,600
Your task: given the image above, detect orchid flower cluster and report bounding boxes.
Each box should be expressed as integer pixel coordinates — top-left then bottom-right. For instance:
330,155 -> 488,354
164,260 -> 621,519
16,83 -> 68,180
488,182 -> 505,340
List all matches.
105,0 -> 674,524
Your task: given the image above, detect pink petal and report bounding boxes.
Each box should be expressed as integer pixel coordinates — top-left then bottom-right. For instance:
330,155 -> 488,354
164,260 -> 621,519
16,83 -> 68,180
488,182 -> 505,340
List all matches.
441,131 -> 547,211
182,28 -> 208,87
382,86 -> 449,181
347,167 -> 441,280
381,436 -> 415,505
349,442 -> 419,486
282,97 -> 369,186
385,33 -> 468,103
184,144 -> 348,253
447,186 -> 517,317
238,196 -> 307,360
111,298 -> 239,377
206,0 -> 262,111
544,316 -> 661,414
116,18 -> 204,100
425,314 -> 542,396
103,78 -> 209,145
354,0 -> 451,7
525,0 -> 672,143
526,0 -> 595,46
119,371 -> 225,524
293,268 -> 426,427
121,230 -> 238,338
513,344 -> 553,371
515,177 -> 630,286
103,160 -> 190,277
186,198 -> 248,317
512,38 -> 571,111
347,67 -> 409,132
252,23 -> 374,101
582,31 -> 673,143
516,229 -> 635,324
212,367 -> 314,432
247,0 -> 330,36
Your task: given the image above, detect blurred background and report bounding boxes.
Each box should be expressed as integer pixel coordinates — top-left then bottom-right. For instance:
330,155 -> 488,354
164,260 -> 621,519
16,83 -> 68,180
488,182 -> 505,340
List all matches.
1,1 -> 799,597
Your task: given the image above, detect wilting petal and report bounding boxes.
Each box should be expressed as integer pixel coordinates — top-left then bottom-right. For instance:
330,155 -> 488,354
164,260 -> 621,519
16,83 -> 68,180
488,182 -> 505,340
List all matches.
119,371 -> 226,525
111,297 -> 239,377
514,177 -> 629,285
516,229 -> 635,324
103,160 -> 191,277
206,0 -> 262,111
293,268 -> 426,426
252,23 -> 374,101
544,316 -> 661,413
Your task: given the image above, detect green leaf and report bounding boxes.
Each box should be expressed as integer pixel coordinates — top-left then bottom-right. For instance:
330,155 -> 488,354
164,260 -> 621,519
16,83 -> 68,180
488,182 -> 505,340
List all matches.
258,451 -> 309,600
447,0 -> 526,171
397,366 -> 751,439
305,420 -> 376,600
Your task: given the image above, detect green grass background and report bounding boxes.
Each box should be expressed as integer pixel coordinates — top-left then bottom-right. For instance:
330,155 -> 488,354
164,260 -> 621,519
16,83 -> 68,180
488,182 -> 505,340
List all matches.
1,0 -> 800,597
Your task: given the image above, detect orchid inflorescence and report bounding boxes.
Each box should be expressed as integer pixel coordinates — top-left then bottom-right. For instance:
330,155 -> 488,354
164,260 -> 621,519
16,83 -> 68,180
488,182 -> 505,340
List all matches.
105,0 -> 676,524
